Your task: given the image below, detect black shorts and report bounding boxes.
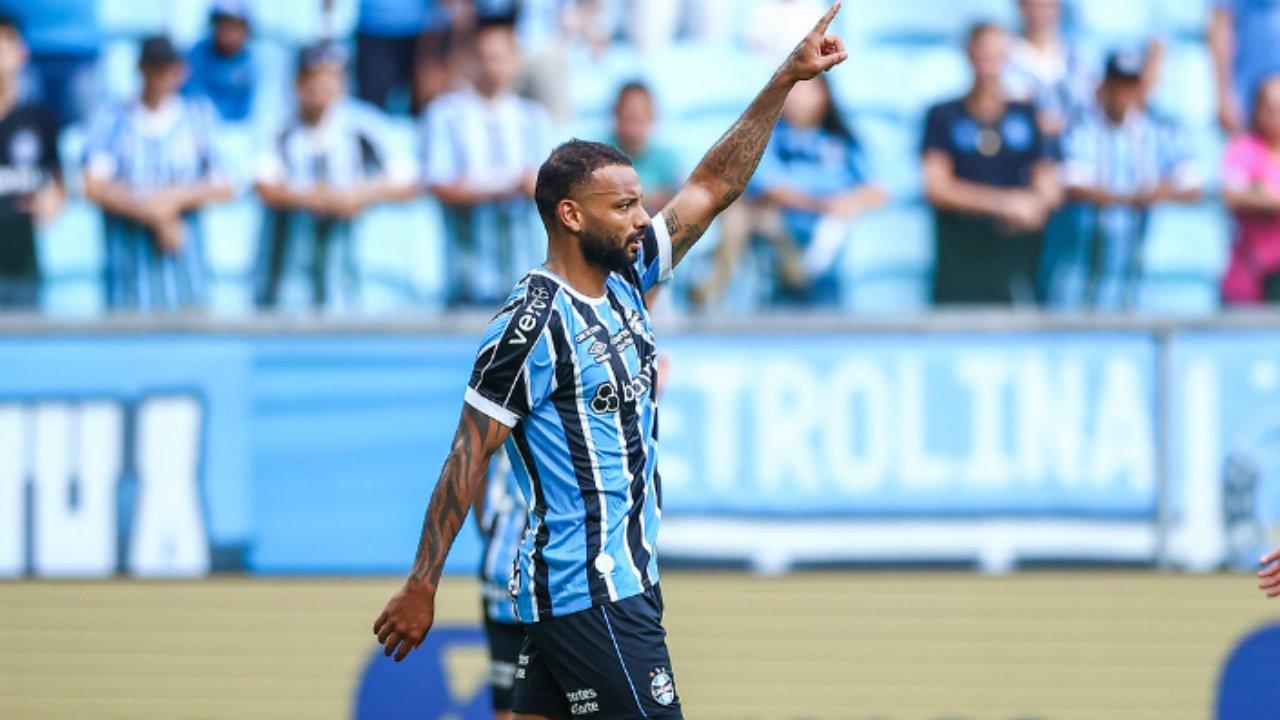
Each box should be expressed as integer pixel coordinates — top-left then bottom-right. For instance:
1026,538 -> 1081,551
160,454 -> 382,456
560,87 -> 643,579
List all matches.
513,585 -> 682,720
484,608 -> 526,712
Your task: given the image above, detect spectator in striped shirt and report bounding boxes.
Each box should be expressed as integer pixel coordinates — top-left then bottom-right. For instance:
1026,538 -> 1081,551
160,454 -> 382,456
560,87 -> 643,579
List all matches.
1052,51 -> 1201,311
253,43 -> 417,312
420,13 -> 554,307
83,37 -> 233,313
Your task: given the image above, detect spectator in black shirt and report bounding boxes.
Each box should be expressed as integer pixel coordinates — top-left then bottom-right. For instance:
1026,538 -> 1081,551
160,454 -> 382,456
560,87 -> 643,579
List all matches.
922,23 -> 1061,306
0,12 -> 62,310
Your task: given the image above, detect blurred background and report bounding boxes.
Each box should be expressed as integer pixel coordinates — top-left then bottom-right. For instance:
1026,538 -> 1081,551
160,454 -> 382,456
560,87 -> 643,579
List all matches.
1,0 -> 1280,718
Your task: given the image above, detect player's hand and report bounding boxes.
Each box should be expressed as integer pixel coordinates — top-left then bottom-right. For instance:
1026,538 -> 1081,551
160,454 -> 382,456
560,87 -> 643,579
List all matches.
374,577 -> 437,661
1259,549 -> 1280,598
780,2 -> 848,84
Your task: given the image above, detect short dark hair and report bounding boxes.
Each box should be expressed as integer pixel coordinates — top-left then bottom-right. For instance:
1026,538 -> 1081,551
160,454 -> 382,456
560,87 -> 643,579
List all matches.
614,81 -> 653,111
534,140 -> 633,228
0,12 -> 21,36
967,22 -> 1005,48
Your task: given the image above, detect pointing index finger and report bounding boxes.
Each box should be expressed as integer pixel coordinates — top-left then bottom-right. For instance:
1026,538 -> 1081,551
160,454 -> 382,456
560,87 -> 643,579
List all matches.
811,2 -> 841,36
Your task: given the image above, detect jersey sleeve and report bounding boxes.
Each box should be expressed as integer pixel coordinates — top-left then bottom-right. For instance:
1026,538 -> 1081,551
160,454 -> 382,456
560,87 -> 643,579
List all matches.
920,103 -> 951,157
465,286 -> 558,428
631,215 -> 674,293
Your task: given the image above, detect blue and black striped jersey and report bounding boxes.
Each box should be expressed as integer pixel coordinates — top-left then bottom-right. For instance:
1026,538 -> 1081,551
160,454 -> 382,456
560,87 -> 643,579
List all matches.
464,217 -> 672,622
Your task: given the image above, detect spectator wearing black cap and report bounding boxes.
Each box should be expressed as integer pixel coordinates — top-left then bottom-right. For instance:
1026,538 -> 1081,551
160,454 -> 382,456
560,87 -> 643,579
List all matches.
0,12 -> 63,311
252,43 -> 417,311
922,23 -> 1062,307
420,14 -> 553,307
1051,50 -> 1202,310
83,36 -> 234,313
183,0 -> 256,123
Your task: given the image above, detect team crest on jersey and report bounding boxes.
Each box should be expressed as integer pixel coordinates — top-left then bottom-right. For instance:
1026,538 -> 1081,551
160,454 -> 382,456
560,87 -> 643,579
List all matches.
650,667 -> 675,706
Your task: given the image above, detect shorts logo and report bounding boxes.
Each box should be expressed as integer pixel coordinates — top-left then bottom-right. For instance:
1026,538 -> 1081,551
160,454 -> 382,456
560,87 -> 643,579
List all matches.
650,667 -> 675,706
590,383 -> 620,414
567,687 -> 599,715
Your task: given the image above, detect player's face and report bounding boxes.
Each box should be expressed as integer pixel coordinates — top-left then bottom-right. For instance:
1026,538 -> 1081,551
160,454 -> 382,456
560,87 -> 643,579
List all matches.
968,29 -> 1009,87
575,164 -> 649,273
1255,79 -> 1280,141
297,64 -> 345,116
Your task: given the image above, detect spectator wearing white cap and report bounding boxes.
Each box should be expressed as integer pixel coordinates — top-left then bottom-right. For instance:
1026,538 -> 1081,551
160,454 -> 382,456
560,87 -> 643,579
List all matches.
1052,50 -> 1202,310
184,0 -> 256,123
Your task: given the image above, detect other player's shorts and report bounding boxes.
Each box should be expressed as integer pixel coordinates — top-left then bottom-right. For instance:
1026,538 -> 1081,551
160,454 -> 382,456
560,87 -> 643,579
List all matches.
483,608 -> 525,712
512,584 -> 682,720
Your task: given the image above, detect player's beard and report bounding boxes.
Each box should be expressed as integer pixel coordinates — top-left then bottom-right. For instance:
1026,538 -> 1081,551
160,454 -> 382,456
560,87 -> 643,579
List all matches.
579,225 -> 638,274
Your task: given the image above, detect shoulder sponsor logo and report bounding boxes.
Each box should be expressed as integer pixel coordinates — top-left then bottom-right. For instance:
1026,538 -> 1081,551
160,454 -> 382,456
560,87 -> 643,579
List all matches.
510,286 -> 552,346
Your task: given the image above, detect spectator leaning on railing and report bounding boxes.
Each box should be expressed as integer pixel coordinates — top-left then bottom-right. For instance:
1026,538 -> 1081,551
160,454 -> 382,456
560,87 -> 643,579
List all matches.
420,13 -> 553,308
1221,77 -> 1280,305
253,43 -> 417,312
183,0 -> 256,123
0,12 -> 63,311
923,22 -> 1062,307
83,37 -> 233,313
1052,51 -> 1202,311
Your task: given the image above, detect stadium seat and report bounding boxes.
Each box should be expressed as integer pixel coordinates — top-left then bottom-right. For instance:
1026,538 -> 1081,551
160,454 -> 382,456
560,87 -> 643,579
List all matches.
840,203 -> 933,314
38,200 -> 104,279
1135,278 -> 1219,313
1186,127 -> 1226,193
848,113 -> 923,201
202,196 -> 261,279
643,43 -> 773,121
214,122 -> 258,190
1161,0 -> 1213,39
840,0 -> 1018,44
98,0 -> 167,38
843,276 -> 931,314
99,39 -> 141,103
1066,0 -> 1163,43
206,277 -> 255,317
1149,42 -> 1216,130
40,279 -> 105,317
249,39 -> 294,134
249,0 -> 358,45
829,44 -> 969,120
380,117 -> 420,174
565,44 -> 644,124
353,198 -> 448,310
1142,202 -> 1230,278
165,0 -> 216,50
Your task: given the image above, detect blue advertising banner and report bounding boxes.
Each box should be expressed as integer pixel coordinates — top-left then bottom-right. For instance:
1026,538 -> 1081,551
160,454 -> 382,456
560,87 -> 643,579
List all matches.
1169,332 -> 1280,571
658,333 -> 1159,517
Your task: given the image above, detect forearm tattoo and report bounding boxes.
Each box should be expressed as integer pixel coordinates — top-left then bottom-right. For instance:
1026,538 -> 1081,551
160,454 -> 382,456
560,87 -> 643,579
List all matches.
409,405 -> 501,585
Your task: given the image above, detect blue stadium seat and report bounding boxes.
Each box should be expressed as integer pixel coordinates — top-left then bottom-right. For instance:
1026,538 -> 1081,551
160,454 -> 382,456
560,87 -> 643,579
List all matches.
1150,42 -> 1216,130
99,39 -> 141,103
1186,127 -> 1226,193
202,196 -> 261,279
353,198 -> 448,311
830,44 -> 969,120
565,44 -> 643,124
206,277 -> 254,316
1135,278 -> 1219,313
40,279 -> 104,317
838,204 -> 933,314
249,40 -> 294,134
250,0 -> 358,45
840,0 -> 1018,44
1066,0 -> 1163,43
644,43 -> 773,121
1161,0 -> 1213,39
214,122 -> 257,189
1142,202 -> 1230,277
843,276 -> 931,314
848,113 -> 923,200
38,200 -> 103,279
165,0 -> 215,50
98,0 -> 166,38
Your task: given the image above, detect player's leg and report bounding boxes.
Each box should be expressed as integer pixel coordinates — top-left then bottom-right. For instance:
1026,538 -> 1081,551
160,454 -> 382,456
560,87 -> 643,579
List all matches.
523,586 -> 683,720
484,610 -> 525,720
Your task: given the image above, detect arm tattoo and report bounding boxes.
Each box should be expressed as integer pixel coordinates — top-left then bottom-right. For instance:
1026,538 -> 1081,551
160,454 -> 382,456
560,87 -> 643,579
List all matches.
408,404 -> 502,585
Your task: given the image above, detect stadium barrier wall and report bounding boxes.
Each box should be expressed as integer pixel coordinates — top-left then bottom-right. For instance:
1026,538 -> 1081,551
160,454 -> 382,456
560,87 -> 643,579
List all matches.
0,312 -> 1278,578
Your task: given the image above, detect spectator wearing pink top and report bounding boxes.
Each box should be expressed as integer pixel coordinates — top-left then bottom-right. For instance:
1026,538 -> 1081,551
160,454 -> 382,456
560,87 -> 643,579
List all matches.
1222,77 -> 1280,304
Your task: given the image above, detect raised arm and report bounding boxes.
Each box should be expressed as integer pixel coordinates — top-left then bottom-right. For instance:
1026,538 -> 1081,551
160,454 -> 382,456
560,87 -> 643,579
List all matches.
374,403 -> 510,661
661,2 -> 849,266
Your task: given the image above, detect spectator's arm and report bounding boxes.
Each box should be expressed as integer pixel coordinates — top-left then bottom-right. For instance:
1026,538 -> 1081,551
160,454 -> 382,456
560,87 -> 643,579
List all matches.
83,172 -> 155,224
1209,6 -> 1242,134
1150,180 -> 1203,204
1066,184 -> 1130,206
1028,159 -> 1063,209
1140,37 -> 1165,99
254,180 -> 320,211
30,178 -> 66,227
1222,184 -> 1280,213
760,185 -> 826,214
922,149 -> 1010,215
160,180 -> 234,212
427,180 -> 507,207
824,184 -> 889,219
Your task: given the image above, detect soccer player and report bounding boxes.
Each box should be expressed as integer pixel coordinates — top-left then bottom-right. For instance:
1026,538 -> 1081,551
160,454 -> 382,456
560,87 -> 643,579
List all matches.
373,5 -> 848,719
1261,550 -> 1280,598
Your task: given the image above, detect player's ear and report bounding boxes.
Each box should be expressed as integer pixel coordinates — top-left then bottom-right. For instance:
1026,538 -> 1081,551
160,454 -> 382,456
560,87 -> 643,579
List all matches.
558,198 -> 583,234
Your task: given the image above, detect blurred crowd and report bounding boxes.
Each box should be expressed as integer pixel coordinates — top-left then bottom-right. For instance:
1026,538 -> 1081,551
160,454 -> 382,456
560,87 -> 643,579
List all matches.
0,0 -> 1277,315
